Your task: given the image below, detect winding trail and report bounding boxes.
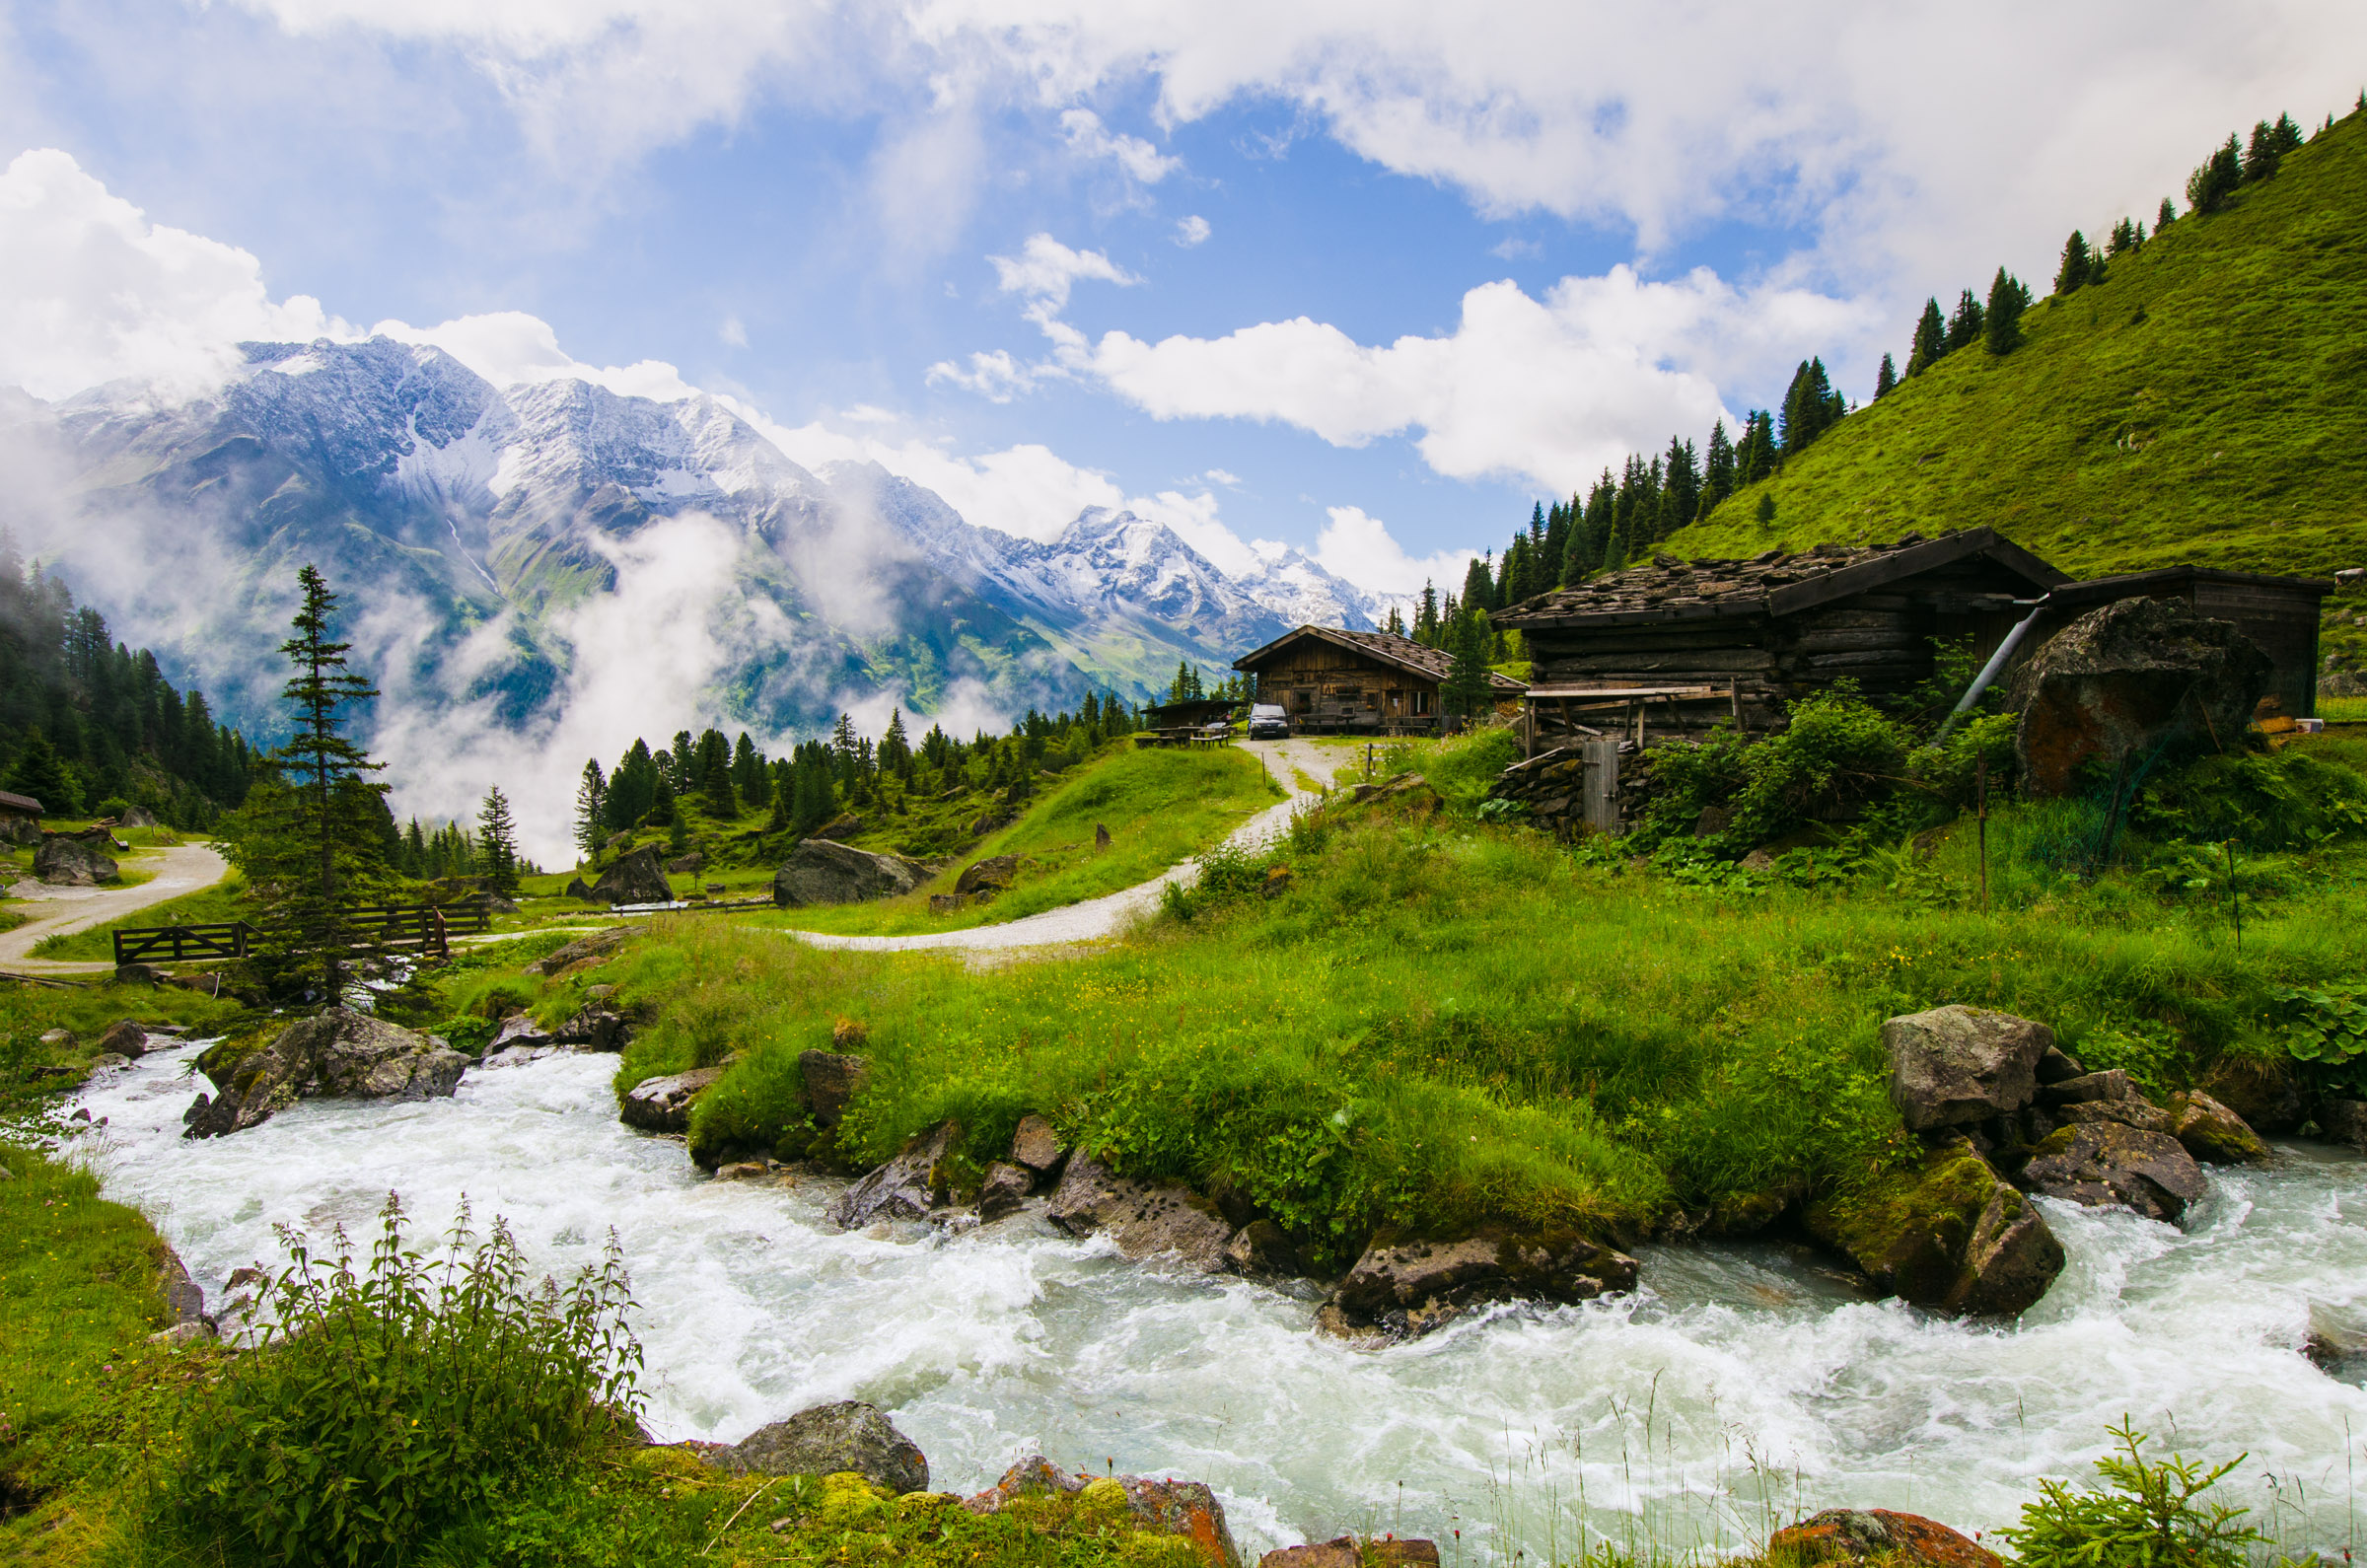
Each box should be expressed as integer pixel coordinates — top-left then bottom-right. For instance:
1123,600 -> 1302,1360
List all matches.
777,739 -> 1331,954
0,841 -> 231,974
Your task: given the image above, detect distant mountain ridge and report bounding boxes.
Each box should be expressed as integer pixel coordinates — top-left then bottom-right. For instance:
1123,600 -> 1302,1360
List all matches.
4,336 -> 1387,745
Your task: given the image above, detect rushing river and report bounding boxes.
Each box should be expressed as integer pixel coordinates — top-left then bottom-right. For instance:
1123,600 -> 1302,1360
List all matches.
59,1042 -> 2367,1561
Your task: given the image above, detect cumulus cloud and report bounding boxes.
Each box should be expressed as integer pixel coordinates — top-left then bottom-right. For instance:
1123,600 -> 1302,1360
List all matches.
1314,505 -> 1476,597
1173,214 -> 1211,247
987,232 -> 1139,310
1030,265 -> 1863,495
1060,107 -> 1180,182
0,148 -> 348,403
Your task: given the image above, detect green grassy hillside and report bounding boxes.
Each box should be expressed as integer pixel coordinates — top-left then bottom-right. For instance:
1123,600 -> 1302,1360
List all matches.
1673,108 -> 2367,596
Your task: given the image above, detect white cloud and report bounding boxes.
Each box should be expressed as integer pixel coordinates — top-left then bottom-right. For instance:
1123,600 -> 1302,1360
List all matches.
1173,214 -> 1211,247
1201,466 -> 1241,486
987,232 -> 1139,309
373,311 -> 700,399
0,148 -> 348,403
1489,237 -> 1541,260
1314,505 -> 1476,597
1059,107 -> 1180,183
924,347 -> 1048,401
1031,265 -> 1862,495
719,314 -> 748,347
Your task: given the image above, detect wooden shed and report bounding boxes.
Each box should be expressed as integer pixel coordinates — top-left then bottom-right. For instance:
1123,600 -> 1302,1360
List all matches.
1493,529 -> 2068,748
1231,626 -> 1528,735
2034,566 -> 2332,719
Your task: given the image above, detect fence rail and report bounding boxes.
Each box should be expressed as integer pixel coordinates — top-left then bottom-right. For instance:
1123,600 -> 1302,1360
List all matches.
110,900 -> 492,966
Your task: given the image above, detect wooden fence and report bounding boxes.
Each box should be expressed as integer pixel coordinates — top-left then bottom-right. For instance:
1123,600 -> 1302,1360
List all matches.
111,900 -> 491,967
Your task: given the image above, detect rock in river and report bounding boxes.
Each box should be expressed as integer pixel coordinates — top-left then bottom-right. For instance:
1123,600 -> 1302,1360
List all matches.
1320,1226 -> 1639,1342
620,1067 -> 726,1134
1884,1006 -> 2052,1130
773,839 -> 930,906
709,1400 -> 929,1494
1766,1509 -> 2003,1568
831,1121 -> 960,1228
1804,1136 -> 2062,1316
964,1456 -> 1240,1567
2011,1121 -> 2207,1224
1043,1153 -> 1236,1271
183,1009 -> 468,1139
2167,1092 -> 2266,1164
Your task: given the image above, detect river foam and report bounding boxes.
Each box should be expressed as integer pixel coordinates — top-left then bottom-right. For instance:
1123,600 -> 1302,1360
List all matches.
60,1043 -> 2367,1560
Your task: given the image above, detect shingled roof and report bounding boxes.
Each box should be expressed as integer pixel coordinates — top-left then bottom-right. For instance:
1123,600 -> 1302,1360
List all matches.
1492,527 -> 2066,629
1233,626 -> 1528,691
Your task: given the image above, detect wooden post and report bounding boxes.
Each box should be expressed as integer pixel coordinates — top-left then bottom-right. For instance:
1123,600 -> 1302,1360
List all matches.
1975,751 -> 1989,916
433,906 -> 450,960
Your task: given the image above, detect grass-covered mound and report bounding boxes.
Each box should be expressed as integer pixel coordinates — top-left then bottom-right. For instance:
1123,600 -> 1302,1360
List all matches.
757,744 -> 1281,936
562,726 -> 2367,1260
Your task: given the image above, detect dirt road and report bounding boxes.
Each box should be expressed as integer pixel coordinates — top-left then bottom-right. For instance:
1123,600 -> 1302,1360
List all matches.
779,739 -> 1331,955
0,842 -> 231,973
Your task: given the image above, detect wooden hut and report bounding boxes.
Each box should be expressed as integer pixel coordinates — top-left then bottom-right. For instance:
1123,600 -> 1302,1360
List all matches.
2034,566 -> 2331,719
1231,626 -> 1527,735
1492,529 -> 2068,750
1136,696 -> 1243,747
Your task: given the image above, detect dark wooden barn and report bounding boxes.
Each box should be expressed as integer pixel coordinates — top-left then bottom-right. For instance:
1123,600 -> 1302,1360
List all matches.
1232,626 -> 1528,735
1493,529 -> 2067,748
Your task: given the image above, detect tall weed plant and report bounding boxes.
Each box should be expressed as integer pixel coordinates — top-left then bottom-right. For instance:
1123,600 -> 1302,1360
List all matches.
156,1193 -> 643,1567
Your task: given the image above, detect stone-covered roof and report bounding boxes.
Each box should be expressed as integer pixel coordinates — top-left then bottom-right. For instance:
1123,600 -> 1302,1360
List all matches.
0,790 -> 40,815
1233,626 -> 1528,691
1492,527 -> 2066,629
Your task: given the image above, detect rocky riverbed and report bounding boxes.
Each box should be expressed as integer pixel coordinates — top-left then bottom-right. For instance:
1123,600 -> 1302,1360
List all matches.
55,1040 -> 2367,1560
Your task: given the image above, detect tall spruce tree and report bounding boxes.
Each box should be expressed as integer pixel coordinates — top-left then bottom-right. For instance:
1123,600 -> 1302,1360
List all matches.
573,760 -> 607,865
1442,609 -> 1492,719
4,729 -> 77,814
1906,298 -> 1948,375
1945,289 -> 1985,351
224,565 -> 391,998
1872,354 -> 1897,401
2187,133 -> 2242,214
475,785 -> 521,899
1983,267 -> 2032,354
1700,419 -> 1737,511
2158,195 -> 2177,229
2052,231 -> 2095,296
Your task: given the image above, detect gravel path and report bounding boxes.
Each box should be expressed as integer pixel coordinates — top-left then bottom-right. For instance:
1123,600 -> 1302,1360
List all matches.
778,740 -> 1331,955
0,841 -> 232,973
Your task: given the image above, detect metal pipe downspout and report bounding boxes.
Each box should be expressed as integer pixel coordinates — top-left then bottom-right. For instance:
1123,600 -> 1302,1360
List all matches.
1934,595 -> 2051,744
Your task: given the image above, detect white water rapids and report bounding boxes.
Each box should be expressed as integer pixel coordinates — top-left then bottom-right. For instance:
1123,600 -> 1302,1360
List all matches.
59,1043 -> 2367,1560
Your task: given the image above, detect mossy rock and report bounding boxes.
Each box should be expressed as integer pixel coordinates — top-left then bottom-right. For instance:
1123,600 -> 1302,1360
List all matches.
1805,1138 -> 2063,1316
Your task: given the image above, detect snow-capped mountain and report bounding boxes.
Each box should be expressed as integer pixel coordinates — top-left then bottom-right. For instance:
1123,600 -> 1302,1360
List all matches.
10,335 -> 1391,746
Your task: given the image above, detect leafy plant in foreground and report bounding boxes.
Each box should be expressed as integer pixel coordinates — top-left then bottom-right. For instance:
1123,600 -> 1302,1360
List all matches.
2268,981 -> 2367,1097
160,1192 -> 643,1567
1998,1418 -> 2260,1568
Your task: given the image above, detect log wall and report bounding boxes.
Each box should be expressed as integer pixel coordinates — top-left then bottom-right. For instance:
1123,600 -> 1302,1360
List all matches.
1246,644 -> 1444,734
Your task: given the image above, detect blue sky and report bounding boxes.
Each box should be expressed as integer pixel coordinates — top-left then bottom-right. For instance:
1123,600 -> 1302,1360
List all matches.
4,0 -> 2363,593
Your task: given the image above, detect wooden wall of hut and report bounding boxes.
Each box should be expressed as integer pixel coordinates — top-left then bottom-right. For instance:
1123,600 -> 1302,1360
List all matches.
1248,643 -> 1440,734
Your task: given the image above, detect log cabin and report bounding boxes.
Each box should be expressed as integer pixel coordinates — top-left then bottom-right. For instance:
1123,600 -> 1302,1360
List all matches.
1492,528 -> 2333,750
1231,626 -> 1528,735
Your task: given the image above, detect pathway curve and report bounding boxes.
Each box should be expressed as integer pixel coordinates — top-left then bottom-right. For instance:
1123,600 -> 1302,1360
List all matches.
0,841 -> 232,973
778,740 -> 1333,955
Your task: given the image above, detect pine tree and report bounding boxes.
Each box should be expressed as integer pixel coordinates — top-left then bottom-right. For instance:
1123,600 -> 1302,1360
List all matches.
1660,436 -> 1700,537
1778,359 -> 1842,457
1442,608 -> 1492,719
2188,133 -> 2242,214
3,729 -> 77,815
1463,551 -> 1496,614
222,564 -> 391,998
573,759 -> 607,865
1415,581 -> 1440,646
730,732 -> 765,803
878,708 -> 911,781
1701,418 -> 1737,511
696,728 -> 738,816
1945,289 -> 1985,351
1384,604 -> 1405,637
1906,298 -> 1948,376
2158,195 -> 2177,229
2052,231 -> 2095,296
1984,267 -> 2031,355
1872,354 -> 1897,401
476,785 -> 521,899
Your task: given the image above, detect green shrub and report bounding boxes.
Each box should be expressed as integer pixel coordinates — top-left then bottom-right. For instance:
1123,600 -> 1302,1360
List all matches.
2267,981 -> 2367,1097
2134,748 -> 2367,851
1729,687 -> 1912,843
158,1194 -> 643,1567
2070,1019 -> 2189,1099
1998,1419 -> 2259,1568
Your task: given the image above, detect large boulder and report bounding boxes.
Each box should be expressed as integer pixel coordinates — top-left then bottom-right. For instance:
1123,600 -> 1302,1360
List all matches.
774,840 -> 929,907
1767,1510 -> 2003,1568
1043,1153 -> 1237,1271
2198,1056 -> 2306,1135
2009,1121 -> 2207,1224
1010,1112 -> 1066,1173
95,1020 -> 151,1059
1321,1226 -> 1639,1342
1804,1138 -> 2063,1316
524,927 -> 631,975
620,1067 -> 726,1133
954,855 -> 1018,897
1263,1540 -> 1438,1568
830,1121 -> 961,1228
183,1009 -> 467,1138
35,832 -> 118,885
709,1401 -> 928,1494
2166,1092 -> 2267,1164
2321,1099 -> 2367,1153
1883,1007 -> 2052,1130
588,846 -> 676,906
2008,598 -> 2272,799
977,1161 -> 1035,1222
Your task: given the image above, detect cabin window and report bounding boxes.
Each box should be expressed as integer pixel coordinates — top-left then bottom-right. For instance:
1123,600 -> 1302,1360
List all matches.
1411,689 -> 1431,716
1364,690 -> 1379,710
1291,688 -> 1315,713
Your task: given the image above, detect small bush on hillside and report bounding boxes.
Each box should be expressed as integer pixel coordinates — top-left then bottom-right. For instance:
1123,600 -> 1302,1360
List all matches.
2133,748 -> 2367,851
1728,688 -> 1912,843
158,1193 -> 643,1567
1999,1419 -> 2259,1568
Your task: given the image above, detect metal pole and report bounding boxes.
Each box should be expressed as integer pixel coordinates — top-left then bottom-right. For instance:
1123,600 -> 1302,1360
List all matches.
1935,595 -> 2052,744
